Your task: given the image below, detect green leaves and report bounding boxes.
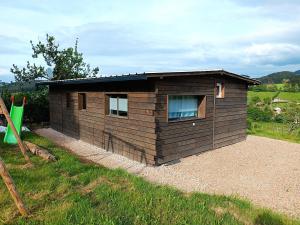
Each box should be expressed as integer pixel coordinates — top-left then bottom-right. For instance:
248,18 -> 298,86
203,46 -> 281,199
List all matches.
11,62 -> 47,82
11,34 -> 99,82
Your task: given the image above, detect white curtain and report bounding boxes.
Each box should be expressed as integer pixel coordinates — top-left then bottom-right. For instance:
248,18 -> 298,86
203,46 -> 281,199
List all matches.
109,97 -> 117,110
168,96 -> 198,120
118,97 -> 128,112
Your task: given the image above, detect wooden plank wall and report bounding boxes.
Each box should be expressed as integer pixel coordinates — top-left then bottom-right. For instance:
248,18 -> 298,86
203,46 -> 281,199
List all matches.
63,92 -> 79,138
103,92 -> 157,165
49,85 -> 157,165
214,78 -> 248,148
48,76 -> 248,166
49,90 -> 63,132
155,76 -> 215,164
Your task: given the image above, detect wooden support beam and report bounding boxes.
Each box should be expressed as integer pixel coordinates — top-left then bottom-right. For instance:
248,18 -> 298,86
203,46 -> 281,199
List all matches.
0,157 -> 28,216
0,97 -> 31,164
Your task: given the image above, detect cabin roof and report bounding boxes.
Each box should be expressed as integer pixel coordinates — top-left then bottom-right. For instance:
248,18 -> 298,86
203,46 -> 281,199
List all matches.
37,69 -> 260,86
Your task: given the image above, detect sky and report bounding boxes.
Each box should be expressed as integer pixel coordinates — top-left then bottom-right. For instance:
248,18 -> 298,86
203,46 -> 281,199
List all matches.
1,0 -> 300,82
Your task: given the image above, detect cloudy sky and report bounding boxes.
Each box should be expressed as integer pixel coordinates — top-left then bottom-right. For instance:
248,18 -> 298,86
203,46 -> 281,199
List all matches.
1,0 -> 300,81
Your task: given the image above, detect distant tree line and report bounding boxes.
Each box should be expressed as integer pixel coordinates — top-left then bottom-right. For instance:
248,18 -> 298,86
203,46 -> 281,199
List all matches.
249,81 -> 300,92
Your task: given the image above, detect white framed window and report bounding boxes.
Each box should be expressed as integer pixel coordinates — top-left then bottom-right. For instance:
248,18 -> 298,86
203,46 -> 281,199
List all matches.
108,94 -> 128,117
216,82 -> 225,98
168,95 -> 206,121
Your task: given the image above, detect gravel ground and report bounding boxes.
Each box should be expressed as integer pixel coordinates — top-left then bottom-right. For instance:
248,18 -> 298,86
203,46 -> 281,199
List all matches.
36,128 -> 300,218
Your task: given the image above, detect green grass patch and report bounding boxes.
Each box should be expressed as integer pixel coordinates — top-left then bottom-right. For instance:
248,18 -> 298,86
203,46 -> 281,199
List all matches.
248,121 -> 300,144
248,91 -> 276,102
278,92 -> 300,102
248,91 -> 300,103
0,132 -> 299,225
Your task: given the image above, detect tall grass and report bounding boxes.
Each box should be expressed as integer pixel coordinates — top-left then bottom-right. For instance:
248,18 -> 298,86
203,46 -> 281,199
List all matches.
247,121 -> 300,144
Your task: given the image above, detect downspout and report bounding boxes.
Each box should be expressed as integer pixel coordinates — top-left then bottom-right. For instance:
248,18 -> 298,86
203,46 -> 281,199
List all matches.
212,79 -> 216,149
154,81 -> 159,165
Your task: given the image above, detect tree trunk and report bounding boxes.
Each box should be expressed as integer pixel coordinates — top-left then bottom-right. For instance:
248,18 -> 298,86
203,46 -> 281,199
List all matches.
0,157 -> 28,216
24,141 -> 56,161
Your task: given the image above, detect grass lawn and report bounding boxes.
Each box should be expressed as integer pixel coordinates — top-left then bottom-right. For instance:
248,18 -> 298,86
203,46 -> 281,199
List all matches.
248,91 -> 300,103
0,133 -> 299,225
247,91 -> 276,102
247,90 -> 300,143
278,92 -> 300,102
248,121 -> 300,144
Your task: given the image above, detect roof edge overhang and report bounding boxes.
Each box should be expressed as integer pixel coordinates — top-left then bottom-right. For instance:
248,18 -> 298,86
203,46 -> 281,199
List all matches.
145,70 -> 260,85
36,70 -> 260,86
36,74 -> 147,86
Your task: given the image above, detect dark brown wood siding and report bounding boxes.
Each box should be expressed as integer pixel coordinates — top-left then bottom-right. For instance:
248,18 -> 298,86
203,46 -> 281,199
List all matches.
49,88 -> 63,132
48,75 -> 248,166
154,76 -> 215,164
214,78 -> 248,148
48,81 -> 157,165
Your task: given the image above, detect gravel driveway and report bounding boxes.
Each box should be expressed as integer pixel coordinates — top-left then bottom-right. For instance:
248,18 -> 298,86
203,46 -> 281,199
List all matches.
36,129 -> 300,218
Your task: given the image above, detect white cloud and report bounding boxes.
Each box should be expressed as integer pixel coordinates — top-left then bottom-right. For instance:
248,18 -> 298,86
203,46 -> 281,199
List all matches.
243,43 -> 300,65
1,0 -> 300,81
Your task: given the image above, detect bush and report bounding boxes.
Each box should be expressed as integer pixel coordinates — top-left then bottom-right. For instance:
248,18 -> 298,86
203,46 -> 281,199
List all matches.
247,106 -> 273,122
249,84 -> 278,92
247,118 -> 253,131
273,114 -> 284,123
263,97 -> 271,105
1,87 -> 49,124
251,96 -> 261,105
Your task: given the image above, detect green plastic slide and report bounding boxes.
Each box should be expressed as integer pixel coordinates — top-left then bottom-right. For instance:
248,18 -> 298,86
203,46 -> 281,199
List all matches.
4,97 -> 26,144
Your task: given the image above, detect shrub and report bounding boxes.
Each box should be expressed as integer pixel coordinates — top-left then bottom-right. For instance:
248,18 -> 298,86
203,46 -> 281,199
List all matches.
251,96 -> 261,105
283,104 -> 300,132
1,87 -> 49,124
273,114 -> 284,123
247,106 -> 273,122
263,97 -> 271,105
247,118 -> 253,131
249,84 -> 278,92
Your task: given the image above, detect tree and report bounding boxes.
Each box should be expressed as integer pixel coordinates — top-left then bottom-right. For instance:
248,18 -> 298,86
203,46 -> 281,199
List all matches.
11,34 -> 99,82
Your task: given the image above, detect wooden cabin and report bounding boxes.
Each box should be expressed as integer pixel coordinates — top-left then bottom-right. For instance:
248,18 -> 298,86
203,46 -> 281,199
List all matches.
39,70 -> 259,165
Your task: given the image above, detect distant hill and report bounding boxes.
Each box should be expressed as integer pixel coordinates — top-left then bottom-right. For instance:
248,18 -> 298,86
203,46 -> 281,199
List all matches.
258,70 -> 300,84
295,70 -> 300,75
